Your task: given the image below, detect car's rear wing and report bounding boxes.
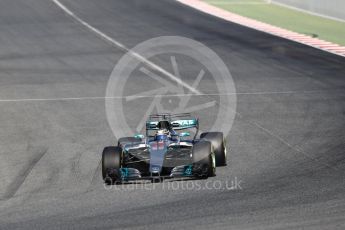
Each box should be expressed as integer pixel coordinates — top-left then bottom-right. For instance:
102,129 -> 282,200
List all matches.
171,119 -> 198,130
146,113 -> 198,130
148,113 -> 191,120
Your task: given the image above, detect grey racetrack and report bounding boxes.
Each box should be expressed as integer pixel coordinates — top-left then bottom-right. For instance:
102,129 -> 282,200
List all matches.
0,0 -> 344,229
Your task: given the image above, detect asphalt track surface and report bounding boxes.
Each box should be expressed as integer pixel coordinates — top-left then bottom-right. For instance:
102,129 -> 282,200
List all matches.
0,0 -> 345,229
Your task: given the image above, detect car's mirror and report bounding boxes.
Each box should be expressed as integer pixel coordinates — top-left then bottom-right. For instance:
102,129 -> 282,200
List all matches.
179,132 -> 190,137
134,134 -> 144,139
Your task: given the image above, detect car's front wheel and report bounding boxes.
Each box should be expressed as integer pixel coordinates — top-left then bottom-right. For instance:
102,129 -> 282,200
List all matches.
102,146 -> 122,184
192,141 -> 216,178
200,132 -> 227,166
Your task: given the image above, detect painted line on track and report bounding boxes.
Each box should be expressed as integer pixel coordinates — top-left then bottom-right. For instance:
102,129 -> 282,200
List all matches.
177,0 -> 345,58
0,89 -> 341,103
52,0 -> 201,95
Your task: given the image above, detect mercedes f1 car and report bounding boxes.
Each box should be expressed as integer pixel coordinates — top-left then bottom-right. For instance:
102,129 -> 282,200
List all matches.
102,113 -> 227,184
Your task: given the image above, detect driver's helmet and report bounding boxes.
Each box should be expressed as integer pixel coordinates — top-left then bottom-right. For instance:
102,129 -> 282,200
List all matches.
155,129 -> 169,141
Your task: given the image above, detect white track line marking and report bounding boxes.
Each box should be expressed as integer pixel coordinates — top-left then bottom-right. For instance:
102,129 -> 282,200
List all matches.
0,89 -> 341,102
52,0 -> 201,95
209,1 -> 269,5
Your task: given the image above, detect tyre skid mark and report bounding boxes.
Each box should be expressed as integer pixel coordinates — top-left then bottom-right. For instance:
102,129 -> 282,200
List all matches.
1,147 -> 48,200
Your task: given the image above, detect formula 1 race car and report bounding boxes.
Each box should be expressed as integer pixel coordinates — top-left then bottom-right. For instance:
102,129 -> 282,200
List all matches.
101,113 -> 227,184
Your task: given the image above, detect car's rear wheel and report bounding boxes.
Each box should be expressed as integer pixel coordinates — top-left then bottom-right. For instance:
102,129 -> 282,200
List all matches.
102,146 -> 122,184
192,141 -> 216,178
200,132 -> 227,166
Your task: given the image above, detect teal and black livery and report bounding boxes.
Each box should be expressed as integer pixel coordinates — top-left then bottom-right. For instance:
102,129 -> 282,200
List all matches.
101,113 -> 227,184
